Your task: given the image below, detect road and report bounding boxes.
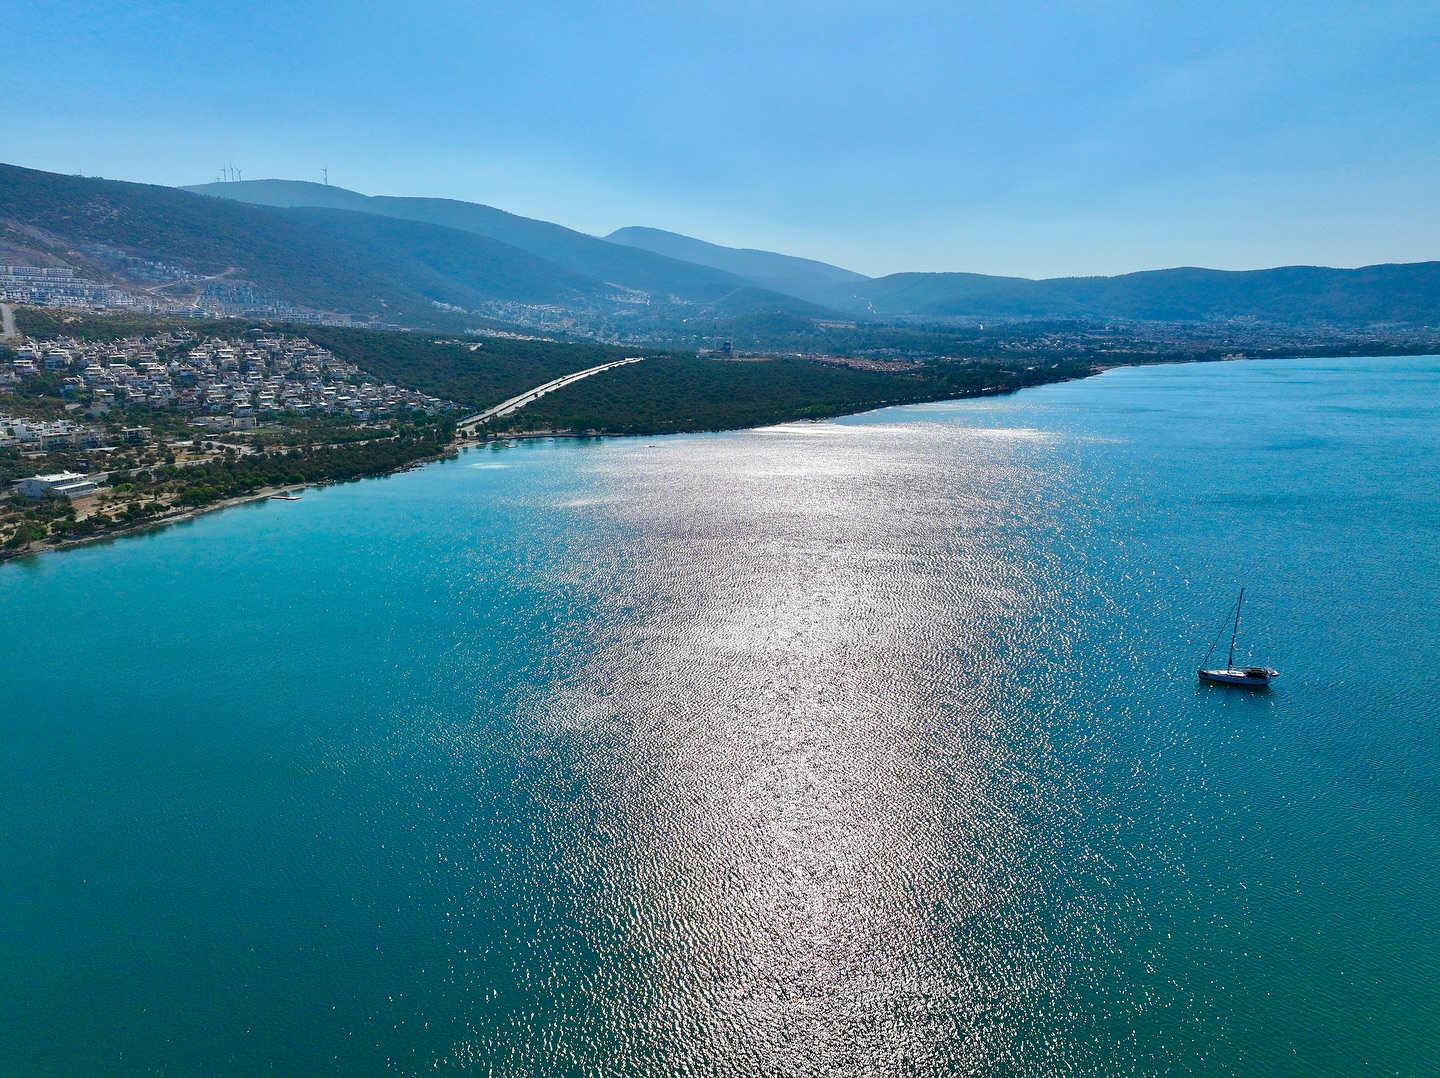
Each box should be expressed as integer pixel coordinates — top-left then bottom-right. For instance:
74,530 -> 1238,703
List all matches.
145,265 -> 240,302
456,356 -> 647,436
0,303 -> 15,342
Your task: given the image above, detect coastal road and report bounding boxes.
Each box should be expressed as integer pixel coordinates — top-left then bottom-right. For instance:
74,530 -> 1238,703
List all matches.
0,303 -> 15,342
456,356 -> 647,436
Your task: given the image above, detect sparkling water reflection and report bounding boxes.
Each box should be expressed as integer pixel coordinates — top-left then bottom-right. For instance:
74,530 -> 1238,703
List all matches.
461,423 -> 1093,1072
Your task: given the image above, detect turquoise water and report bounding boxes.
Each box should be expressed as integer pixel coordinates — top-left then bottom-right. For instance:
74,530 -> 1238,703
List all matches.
3,356 -> 1439,1075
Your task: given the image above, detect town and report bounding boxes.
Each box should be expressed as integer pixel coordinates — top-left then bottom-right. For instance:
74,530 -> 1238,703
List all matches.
1,329 -> 453,430
1,328 -> 459,552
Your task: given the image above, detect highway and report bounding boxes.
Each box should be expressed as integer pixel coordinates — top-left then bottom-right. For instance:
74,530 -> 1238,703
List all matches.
456,355 -> 647,436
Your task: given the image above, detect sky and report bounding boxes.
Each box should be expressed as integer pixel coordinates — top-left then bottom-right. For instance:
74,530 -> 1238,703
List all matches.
8,0 -> 1440,278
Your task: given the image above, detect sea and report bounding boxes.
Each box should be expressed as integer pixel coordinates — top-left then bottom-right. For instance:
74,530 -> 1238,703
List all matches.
3,355 -> 1439,1076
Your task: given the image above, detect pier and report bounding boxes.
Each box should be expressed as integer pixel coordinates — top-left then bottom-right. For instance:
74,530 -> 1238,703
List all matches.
455,356 -> 647,437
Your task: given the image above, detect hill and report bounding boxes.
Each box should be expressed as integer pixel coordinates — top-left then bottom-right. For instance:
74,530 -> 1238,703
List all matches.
605,225 -> 868,305
0,163 -> 613,323
829,264 -> 1440,324
12,163 -> 1439,332
182,179 -> 819,313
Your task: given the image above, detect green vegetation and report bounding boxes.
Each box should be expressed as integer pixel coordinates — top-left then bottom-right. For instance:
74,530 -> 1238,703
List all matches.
14,306 -> 278,342
494,355 -> 1096,435
271,320 -> 1103,438
1,488 -> 76,547
0,376 -> 73,421
150,430 -> 451,508
295,325 -> 676,409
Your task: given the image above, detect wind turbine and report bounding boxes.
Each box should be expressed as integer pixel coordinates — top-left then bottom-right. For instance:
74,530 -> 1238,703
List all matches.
322,167 -> 329,185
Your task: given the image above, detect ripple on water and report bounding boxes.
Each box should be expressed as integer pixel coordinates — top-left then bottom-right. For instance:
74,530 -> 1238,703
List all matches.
436,421 -> 1150,1072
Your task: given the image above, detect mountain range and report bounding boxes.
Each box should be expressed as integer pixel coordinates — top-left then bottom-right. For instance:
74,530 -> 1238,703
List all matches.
184,177 -> 1440,326
1,162 -> 1436,331
835,265 -> 1440,323
0,165 -> 820,329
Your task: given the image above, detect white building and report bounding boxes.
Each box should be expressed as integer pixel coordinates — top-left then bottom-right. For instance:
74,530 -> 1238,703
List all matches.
13,472 -> 98,499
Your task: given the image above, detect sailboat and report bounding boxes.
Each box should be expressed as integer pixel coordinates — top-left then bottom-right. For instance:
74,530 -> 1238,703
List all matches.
1197,588 -> 1279,686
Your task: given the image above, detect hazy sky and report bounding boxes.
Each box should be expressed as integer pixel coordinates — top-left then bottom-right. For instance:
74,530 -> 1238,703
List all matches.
10,0 -> 1440,277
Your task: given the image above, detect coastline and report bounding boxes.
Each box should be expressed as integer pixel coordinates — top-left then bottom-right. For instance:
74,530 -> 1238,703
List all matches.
0,446 -> 457,564
2,482 -> 311,562
0,364 -> 1156,563
455,364 -> 1103,445
16,350 -> 1417,564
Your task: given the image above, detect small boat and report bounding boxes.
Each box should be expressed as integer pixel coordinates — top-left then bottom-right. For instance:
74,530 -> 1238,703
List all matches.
1197,588 -> 1278,686
270,493 -> 302,501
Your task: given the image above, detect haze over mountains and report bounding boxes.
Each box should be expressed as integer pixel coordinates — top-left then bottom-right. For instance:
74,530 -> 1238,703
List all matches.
845,265 -> 1440,324
604,226 -> 869,306
187,177 -> 1440,326
0,164 -> 828,333
1,162 -> 1437,333
0,165 -> 608,324
181,179 -> 801,310
184,177 -> 1440,326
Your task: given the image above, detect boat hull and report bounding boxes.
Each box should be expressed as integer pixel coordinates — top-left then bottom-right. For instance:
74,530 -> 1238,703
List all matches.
1198,667 -> 1278,686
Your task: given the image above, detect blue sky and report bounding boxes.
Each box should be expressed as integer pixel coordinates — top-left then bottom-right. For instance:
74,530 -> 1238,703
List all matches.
9,0 -> 1440,277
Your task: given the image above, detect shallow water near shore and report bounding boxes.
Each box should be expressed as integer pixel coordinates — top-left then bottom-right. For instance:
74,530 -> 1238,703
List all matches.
4,356 -> 1440,1074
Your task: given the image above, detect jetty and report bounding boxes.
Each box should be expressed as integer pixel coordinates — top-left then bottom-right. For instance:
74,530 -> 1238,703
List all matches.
455,357 -> 646,437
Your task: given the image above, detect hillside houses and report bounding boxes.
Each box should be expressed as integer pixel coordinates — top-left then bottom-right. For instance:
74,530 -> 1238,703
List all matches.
2,332 -> 455,429
0,415 -> 103,450
0,265 -> 160,312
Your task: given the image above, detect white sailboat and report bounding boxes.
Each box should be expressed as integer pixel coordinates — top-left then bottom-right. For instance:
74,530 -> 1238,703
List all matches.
1197,588 -> 1278,686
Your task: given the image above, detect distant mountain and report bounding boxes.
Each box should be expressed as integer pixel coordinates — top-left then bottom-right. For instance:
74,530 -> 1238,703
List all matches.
605,225 -> 868,305
183,179 -> 813,312
830,264 -> 1440,324
0,163 -> 616,322
12,165 -> 1436,330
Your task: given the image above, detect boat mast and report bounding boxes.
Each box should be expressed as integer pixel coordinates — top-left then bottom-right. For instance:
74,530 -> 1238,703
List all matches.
1228,588 -> 1244,669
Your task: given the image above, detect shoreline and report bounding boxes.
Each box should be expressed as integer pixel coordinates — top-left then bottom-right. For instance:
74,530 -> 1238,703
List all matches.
9,350 -> 1428,564
2,371 -> 1095,563
2,482 -> 313,562
0,362 -> 1218,563
0,445 -> 457,564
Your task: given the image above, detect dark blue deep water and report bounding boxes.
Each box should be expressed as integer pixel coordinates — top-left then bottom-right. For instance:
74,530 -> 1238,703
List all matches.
3,356 -> 1439,1075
